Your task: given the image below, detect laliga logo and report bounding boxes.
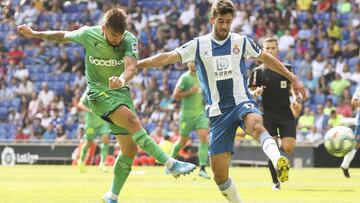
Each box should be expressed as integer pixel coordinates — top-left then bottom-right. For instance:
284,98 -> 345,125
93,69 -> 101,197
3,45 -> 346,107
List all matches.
1,147 -> 15,166
1,147 -> 39,165
89,56 -> 124,67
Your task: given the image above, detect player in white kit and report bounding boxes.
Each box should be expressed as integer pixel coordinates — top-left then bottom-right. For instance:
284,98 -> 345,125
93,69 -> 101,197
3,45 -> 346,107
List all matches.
138,0 -> 306,202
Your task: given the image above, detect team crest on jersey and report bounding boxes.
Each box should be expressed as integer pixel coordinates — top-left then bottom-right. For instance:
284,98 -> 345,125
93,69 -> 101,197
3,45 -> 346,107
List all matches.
233,45 -> 240,55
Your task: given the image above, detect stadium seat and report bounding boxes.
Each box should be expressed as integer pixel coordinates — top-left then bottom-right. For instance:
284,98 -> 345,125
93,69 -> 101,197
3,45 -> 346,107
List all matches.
10,98 -> 22,110
0,100 -> 10,107
0,107 -> 8,121
348,57 -> 359,70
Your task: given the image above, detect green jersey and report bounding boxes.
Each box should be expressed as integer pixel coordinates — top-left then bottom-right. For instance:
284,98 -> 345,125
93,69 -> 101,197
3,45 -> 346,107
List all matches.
176,71 -> 205,117
68,26 -> 139,92
80,90 -> 108,128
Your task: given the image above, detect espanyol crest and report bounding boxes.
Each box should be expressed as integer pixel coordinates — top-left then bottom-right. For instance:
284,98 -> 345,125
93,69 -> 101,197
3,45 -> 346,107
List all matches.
233,45 -> 240,55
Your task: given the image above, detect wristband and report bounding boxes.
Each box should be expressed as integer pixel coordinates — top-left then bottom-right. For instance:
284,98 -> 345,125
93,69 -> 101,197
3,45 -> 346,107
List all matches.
119,75 -> 125,86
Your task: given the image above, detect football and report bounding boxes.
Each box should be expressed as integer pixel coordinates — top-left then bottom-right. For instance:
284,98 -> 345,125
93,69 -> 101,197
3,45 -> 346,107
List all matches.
324,126 -> 356,157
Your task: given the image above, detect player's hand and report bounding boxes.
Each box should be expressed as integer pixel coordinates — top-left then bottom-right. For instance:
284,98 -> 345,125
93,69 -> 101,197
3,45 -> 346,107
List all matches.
291,77 -> 307,101
190,85 -> 199,94
254,86 -> 265,96
17,24 -> 35,38
108,76 -> 123,89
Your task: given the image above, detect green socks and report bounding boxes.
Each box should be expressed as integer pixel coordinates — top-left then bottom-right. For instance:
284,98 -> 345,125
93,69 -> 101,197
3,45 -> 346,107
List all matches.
100,143 -> 109,165
80,143 -> 90,161
132,129 -> 170,164
170,140 -> 183,158
111,155 -> 133,195
198,142 -> 208,166
170,140 -> 208,167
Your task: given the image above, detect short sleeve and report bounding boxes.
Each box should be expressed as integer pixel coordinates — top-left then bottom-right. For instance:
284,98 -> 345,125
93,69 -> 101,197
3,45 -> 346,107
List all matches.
176,75 -> 187,91
123,33 -> 139,59
175,39 -> 197,63
66,26 -> 90,45
243,36 -> 262,59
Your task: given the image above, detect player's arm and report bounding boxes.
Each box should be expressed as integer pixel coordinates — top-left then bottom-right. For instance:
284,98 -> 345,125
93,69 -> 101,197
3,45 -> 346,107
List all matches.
137,51 -> 181,69
17,24 -> 72,43
109,56 -> 137,89
138,39 -> 197,69
257,52 -> 306,99
77,101 -> 91,113
173,84 -> 198,100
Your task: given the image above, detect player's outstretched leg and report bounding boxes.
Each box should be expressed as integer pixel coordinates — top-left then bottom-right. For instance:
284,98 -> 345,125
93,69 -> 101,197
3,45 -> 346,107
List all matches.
102,155 -> 133,203
132,129 -> 196,178
102,134 -> 137,203
340,148 -> 357,178
259,130 -> 290,182
267,159 -> 280,190
276,156 -> 290,182
259,132 -> 290,182
245,113 -> 290,183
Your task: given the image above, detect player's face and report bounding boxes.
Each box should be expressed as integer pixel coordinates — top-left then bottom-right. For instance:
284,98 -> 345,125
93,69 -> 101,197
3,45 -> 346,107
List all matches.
102,25 -> 124,47
211,13 -> 233,40
263,41 -> 279,57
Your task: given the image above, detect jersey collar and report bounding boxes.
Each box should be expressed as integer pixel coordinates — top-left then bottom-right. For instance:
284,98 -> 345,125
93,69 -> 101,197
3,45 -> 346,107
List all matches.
210,32 -> 231,46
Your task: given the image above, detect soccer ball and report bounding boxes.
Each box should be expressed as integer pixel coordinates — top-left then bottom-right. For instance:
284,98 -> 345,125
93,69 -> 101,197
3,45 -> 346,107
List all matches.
324,126 -> 356,157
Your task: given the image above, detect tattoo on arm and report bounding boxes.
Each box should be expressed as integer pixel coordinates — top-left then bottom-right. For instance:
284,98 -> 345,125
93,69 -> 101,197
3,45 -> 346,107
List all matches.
34,31 -> 70,43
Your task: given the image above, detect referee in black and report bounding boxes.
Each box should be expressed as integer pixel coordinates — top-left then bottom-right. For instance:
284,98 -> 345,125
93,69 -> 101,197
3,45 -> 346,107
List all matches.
249,38 -> 302,190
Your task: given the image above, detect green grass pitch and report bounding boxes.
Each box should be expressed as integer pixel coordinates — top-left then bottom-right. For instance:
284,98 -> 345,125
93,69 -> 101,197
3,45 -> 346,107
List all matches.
0,165 -> 359,203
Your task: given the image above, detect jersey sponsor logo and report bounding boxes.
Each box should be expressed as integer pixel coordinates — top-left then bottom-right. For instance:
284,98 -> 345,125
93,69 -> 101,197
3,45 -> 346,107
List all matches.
213,56 -> 233,81
88,56 -> 124,66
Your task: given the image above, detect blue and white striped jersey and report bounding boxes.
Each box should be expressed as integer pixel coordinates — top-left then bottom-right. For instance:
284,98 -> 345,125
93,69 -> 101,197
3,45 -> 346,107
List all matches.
353,86 -> 360,125
175,33 -> 262,117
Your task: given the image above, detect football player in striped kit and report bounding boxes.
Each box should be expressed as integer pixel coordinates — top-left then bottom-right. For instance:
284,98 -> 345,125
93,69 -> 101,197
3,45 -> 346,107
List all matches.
138,0 -> 306,202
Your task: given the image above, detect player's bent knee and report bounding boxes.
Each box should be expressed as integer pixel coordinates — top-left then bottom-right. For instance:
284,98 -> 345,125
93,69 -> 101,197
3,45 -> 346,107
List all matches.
249,122 -> 266,140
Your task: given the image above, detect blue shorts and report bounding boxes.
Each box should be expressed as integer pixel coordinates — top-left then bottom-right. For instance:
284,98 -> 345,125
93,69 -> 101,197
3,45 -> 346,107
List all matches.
355,125 -> 360,143
208,101 -> 262,156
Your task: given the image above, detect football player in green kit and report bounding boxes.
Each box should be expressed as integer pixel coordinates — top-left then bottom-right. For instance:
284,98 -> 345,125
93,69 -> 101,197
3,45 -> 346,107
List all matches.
77,89 -> 110,173
171,61 -> 210,179
17,8 -> 196,203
